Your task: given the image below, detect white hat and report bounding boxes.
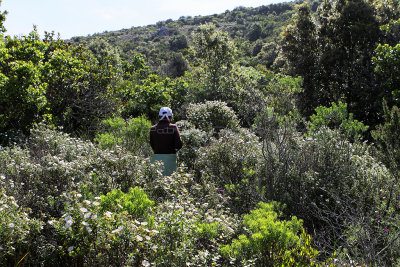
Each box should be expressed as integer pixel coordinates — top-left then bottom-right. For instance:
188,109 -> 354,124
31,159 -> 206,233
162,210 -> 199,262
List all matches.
159,107 -> 173,121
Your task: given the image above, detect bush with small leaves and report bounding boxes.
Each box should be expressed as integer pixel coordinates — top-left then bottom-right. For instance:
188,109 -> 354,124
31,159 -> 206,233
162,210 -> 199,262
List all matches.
307,101 -> 368,141
195,128 -> 263,213
0,189 -> 43,266
49,191 -> 157,266
0,123 -> 157,218
176,120 -> 211,169
95,115 -> 152,156
147,169 -> 240,266
187,101 -> 239,134
220,201 -> 319,266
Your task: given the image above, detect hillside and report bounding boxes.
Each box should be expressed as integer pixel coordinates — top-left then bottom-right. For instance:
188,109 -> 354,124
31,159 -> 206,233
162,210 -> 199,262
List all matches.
1,0 -> 400,265
70,1 -> 321,72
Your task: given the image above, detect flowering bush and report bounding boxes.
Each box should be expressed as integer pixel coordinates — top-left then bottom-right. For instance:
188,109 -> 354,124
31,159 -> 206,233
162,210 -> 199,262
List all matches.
147,170 -> 240,266
0,123 -> 159,219
187,101 -> 239,134
195,128 -> 263,213
0,188 -> 43,266
50,190 -> 158,266
176,120 -> 211,169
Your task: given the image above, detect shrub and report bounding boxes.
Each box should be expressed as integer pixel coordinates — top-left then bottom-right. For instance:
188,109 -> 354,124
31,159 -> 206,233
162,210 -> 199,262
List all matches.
289,128 -> 398,264
220,201 -> 319,266
187,101 -> 239,133
307,101 -> 368,141
95,116 -> 151,156
0,123 -> 157,218
0,188 -> 43,266
100,187 -> 154,218
50,191 -> 157,266
176,120 -> 211,169
195,128 -> 263,213
147,170 -> 240,266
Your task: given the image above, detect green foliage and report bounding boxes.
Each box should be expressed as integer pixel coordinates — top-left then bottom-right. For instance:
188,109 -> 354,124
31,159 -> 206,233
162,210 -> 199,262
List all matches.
50,193 -> 157,266
281,0 -> 389,125
117,75 -> 173,120
0,30 -> 119,143
372,101 -> 400,177
0,123 -> 157,218
176,120 -> 210,169
100,187 -> 154,219
193,23 -> 236,98
373,42 -> 400,105
0,32 -> 49,143
264,73 -> 303,116
195,128 -> 262,213
307,101 -> 368,140
220,202 -> 319,266
95,116 -> 151,156
186,101 -> 239,133
0,0 -> 6,35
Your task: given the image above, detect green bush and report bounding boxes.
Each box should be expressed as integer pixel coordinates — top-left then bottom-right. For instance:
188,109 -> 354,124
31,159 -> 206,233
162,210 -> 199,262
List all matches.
195,128 -> 263,213
50,192 -> 157,266
307,101 -> 368,140
220,201 -> 319,266
289,128 -> 397,264
100,187 -> 154,218
0,123 -> 157,218
176,120 -> 211,169
187,101 -> 239,134
95,116 -> 151,156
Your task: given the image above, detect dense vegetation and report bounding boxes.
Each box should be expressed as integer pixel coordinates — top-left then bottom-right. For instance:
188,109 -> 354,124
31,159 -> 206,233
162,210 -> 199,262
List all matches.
1,0 -> 400,265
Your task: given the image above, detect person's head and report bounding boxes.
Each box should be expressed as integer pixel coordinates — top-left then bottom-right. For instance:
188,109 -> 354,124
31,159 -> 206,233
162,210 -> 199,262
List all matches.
159,107 -> 173,122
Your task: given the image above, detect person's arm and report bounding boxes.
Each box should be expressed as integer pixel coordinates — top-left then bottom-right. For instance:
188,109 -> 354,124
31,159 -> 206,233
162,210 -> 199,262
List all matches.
174,125 -> 183,151
150,126 -> 156,152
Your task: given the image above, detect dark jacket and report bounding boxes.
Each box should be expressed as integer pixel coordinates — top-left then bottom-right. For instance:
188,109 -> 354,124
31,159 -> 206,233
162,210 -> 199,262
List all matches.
150,120 -> 183,154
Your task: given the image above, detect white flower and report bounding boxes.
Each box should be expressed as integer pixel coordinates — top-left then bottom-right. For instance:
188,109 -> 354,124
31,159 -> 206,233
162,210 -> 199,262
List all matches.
84,212 -> 91,219
8,223 -> 14,228
91,214 -> 98,220
48,220 -> 55,226
68,246 -> 74,252
112,226 -> 122,234
136,235 -> 143,242
83,200 -> 91,205
92,201 -> 100,206
79,207 -> 87,213
105,211 -> 113,218
86,227 -> 92,233
142,260 -> 150,267
65,216 -> 72,222
82,221 -> 88,226
65,221 -> 73,229
76,194 -> 82,198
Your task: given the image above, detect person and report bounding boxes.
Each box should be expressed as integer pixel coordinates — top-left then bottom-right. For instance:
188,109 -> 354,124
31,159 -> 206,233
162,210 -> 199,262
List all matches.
150,107 -> 183,176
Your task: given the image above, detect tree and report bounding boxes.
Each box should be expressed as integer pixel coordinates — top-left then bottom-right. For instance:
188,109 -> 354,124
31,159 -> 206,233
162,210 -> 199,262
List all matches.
247,23 -> 262,41
281,3 -> 318,116
0,30 -> 119,144
281,0 -> 386,126
193,23 -> 235,99
0,0 -> 6,35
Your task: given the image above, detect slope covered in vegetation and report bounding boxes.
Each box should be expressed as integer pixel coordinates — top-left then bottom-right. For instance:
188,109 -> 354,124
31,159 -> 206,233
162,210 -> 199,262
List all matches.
1,0 -> 400,265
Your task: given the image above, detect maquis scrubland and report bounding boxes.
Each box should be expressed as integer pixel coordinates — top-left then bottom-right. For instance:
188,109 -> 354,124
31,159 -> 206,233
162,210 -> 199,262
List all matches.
1,0 -> 400,266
